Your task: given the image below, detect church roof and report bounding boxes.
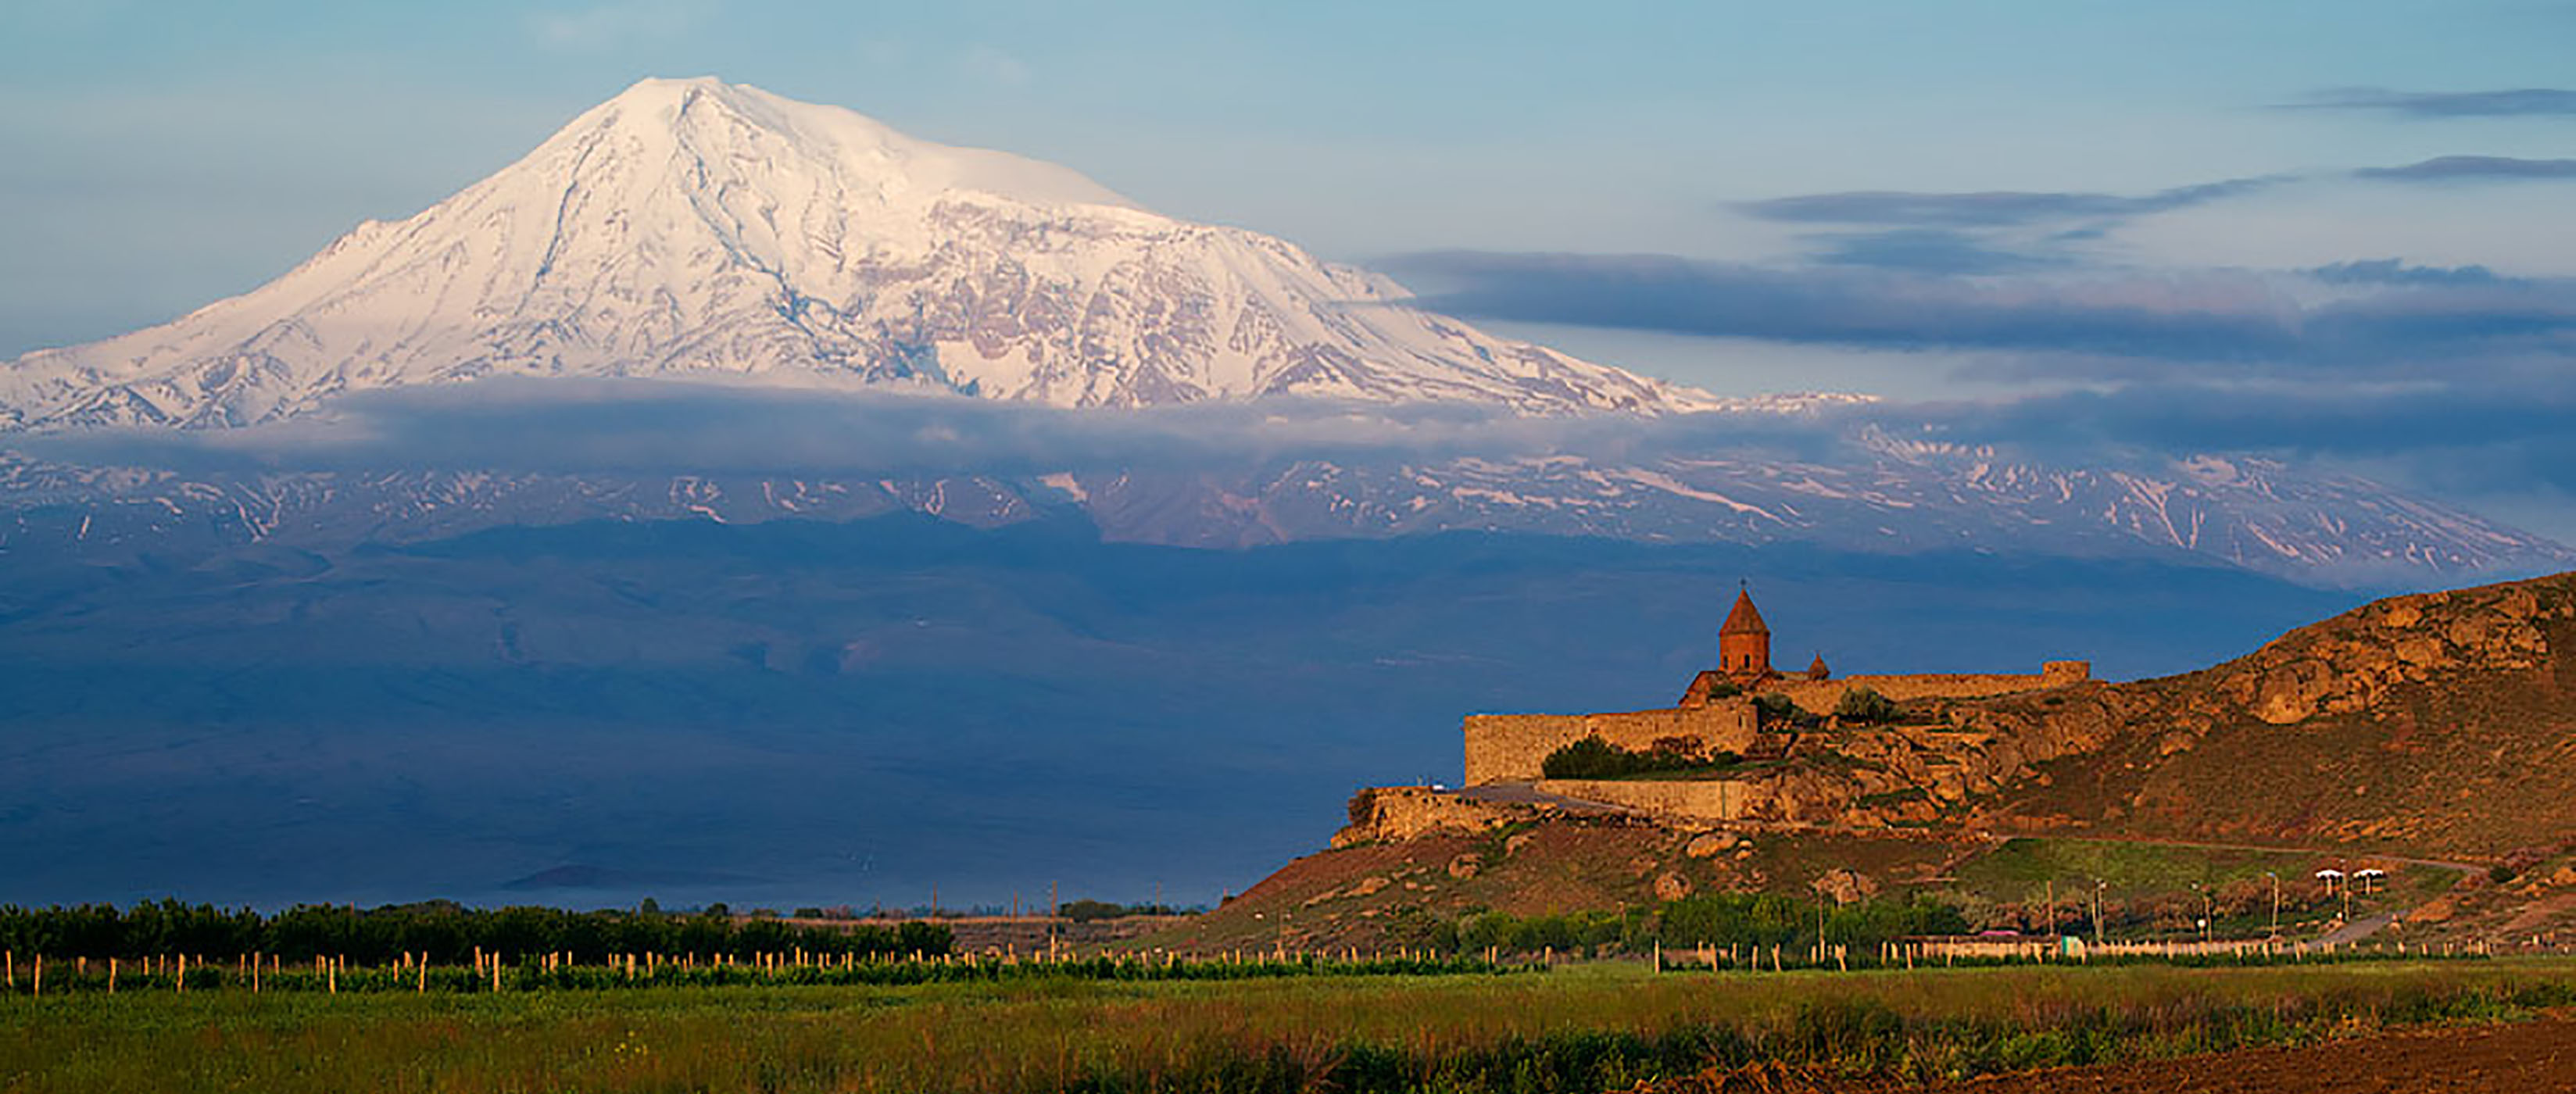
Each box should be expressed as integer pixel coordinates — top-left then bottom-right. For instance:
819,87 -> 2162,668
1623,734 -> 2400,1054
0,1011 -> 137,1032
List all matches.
1808,653 -> 1830,673
1719,589 -> 1769,635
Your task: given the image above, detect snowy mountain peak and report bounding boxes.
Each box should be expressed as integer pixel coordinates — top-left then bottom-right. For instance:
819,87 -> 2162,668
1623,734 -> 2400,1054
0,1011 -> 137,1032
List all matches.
0,77 -> 1724,430
572,77 -> 1142,213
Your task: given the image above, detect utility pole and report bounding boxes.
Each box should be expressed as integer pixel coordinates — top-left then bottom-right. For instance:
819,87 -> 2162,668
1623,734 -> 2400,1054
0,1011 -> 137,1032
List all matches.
2264,872 -> 2281,938
2092,881 -> 2105,946
2045,880 -> 2055,940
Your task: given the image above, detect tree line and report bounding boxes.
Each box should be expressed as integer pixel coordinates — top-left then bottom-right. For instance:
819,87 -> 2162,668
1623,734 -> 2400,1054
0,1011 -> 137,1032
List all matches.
0,899 -> 950,963
1442,892 -> 1970,957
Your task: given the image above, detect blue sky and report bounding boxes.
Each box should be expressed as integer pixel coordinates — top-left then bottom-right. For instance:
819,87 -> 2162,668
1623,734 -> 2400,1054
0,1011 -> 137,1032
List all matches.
4,0 -> 2574,534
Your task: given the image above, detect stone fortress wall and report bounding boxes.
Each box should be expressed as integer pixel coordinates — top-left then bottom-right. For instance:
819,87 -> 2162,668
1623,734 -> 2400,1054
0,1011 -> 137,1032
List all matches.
1763,660 -> 2092,710
1534,778 -> 1751,820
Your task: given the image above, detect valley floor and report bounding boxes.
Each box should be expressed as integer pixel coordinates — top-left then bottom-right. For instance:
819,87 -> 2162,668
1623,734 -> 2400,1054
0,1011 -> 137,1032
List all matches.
7,959 -> 2574,1092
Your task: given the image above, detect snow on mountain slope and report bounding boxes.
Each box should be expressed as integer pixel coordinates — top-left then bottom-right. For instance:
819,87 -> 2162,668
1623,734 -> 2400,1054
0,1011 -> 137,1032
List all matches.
0,77 -> 1720,428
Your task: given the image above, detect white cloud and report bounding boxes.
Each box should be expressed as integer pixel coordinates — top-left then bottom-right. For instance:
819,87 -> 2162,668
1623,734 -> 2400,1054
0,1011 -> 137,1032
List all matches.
957,45 -> 1032,88
529,1 -> 703,50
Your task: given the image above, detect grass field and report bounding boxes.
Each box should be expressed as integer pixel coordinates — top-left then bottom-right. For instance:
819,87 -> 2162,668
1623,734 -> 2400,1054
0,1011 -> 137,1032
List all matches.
5,958 -> 2572,1092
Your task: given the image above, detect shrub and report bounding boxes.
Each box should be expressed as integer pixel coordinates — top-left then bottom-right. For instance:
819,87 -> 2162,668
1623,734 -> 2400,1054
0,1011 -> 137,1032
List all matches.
1540,737 -> 1730,780
1655,892 -> 1968,950
1455,908 -> 1633,956
1544,737 -> 1635,779
1755,694 -> 1823,731
1060,899 -> 1127,922
1059,899 -> 1180,922
1834,687 -> 1901,725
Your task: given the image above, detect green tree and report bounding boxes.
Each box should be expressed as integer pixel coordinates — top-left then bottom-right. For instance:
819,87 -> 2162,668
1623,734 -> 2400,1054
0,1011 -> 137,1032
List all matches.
1834,687 -> 1900,725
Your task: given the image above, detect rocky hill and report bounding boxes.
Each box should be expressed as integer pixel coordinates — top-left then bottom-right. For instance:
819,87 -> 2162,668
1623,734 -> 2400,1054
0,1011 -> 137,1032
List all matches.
1984,570 -> 2576,858
1208,571 -> 2576,947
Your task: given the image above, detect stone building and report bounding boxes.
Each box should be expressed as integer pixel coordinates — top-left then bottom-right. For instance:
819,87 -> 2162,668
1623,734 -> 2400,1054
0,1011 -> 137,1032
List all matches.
1718,587 -> 1774,685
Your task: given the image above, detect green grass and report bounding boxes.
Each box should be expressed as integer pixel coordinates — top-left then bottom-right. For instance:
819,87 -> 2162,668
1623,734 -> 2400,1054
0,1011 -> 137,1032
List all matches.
5,958 -> 2571,1092
1958,837 -> 2343,900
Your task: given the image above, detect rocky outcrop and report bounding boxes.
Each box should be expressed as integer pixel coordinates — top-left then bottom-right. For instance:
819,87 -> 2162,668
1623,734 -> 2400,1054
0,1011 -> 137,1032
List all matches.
1332,786 -> 1553,847
1968,570 -> 2576,855
2209,581 -> 2563,725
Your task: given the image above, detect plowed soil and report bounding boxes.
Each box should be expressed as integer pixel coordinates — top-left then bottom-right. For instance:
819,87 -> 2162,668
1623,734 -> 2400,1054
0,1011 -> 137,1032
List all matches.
1644,1015 -> 2576,1094
1925,1013 -> 2576,1093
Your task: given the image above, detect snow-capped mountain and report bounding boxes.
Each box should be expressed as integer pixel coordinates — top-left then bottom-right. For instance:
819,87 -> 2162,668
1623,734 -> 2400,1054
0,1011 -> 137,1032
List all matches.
0,77 -> 1717,428
0,77 -> 2563,583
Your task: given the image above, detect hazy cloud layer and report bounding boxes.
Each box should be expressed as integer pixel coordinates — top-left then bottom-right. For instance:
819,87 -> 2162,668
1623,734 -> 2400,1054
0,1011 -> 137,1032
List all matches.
1922,381 -> 2576,467
13,346 -> 2574,554
2289,87 -> 2576,118
1805,228 -> 2064,274
1737,179 -> 2276,227
2355,155 -> 2576,181
25,371 -> 2574,522
1386,251 -> 2576,372
16,381 -> 1853,479
2309,259 -> 2506,286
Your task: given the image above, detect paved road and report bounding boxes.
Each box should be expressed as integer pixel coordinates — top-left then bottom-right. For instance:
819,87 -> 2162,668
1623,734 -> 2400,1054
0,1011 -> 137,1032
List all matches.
1453,781 -> 1632,813
2317,910 -> 2405,947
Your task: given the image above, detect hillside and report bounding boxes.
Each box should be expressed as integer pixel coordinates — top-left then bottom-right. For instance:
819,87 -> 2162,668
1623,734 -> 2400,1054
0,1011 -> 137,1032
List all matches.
1984,570 -> 2576,858
1193,571 -> 2576,947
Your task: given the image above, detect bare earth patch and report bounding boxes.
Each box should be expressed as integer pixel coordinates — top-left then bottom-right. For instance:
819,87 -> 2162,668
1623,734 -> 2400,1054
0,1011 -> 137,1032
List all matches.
1920,1012 -> 2576,1093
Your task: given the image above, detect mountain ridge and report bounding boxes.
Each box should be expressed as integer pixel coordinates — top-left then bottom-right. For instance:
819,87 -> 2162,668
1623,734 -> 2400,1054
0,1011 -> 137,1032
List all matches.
5,438 -> 2562,585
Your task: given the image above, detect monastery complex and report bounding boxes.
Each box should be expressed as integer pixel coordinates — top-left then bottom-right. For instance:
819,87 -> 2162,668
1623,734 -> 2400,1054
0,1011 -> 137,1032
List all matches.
1462,588 -> 2091,786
